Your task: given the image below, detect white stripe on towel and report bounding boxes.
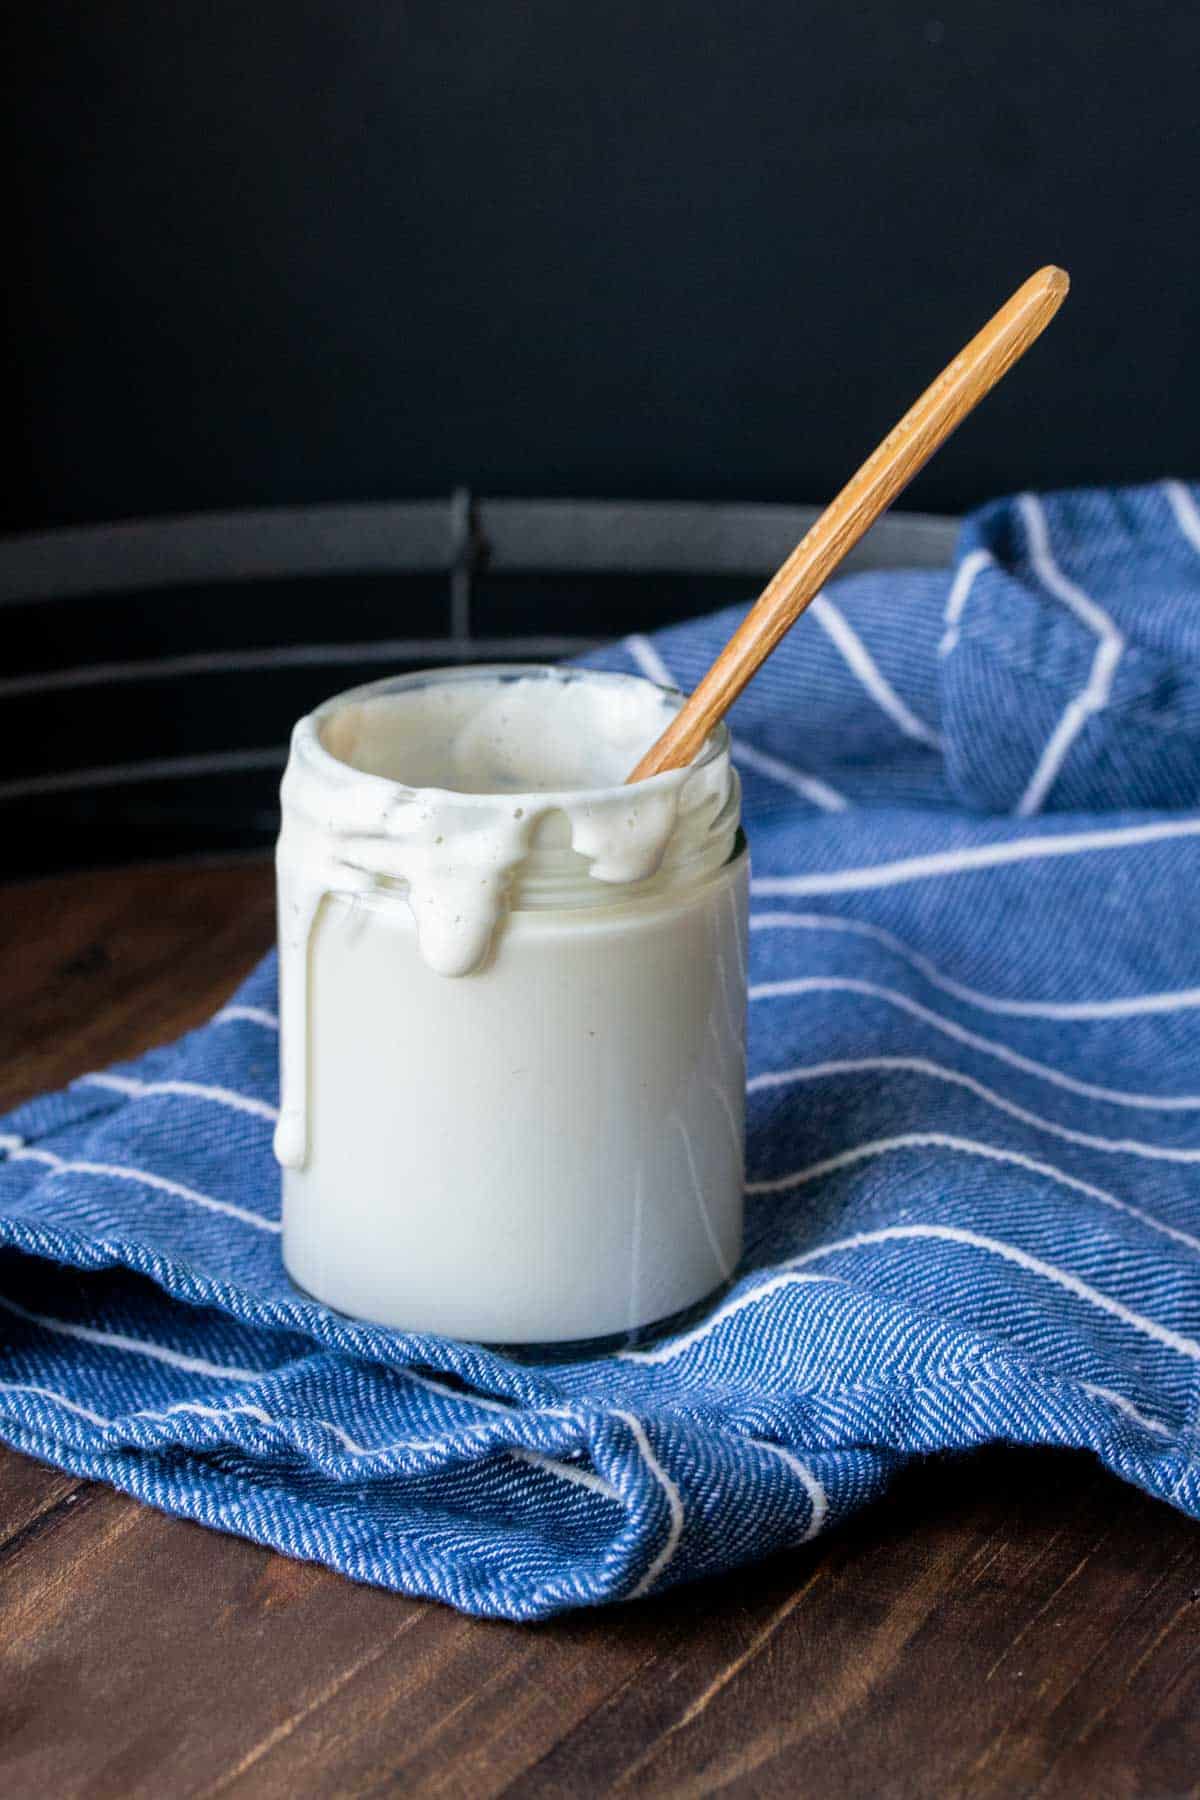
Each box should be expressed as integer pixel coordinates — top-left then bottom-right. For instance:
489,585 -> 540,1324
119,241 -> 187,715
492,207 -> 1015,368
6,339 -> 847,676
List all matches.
625,633 -> 677,691
750,816 -> 1200,899
782,1224 -> 1200,1362
748,911 -> 1200,1020
1015,493 -> 1124,816
616,1410 -> 686,1597
80,1072 -> 279,1124
731,739 -> 848,812
1079,1382 -> 1171,1438
810,593 -> 941,748
748,1058 -> 1200,1164
622,1272 -> 838,1364
8,1145 -> 280,1232
744,1131 -> 1200,1257
1163,479 -> 1200,559
752,1440 -> 829,1540
0,1295 -> 270,1382
215,1005 -> 280,1031
939,548 -> 994,657
625,633 -> 848,809
748,976 -> 1200,1110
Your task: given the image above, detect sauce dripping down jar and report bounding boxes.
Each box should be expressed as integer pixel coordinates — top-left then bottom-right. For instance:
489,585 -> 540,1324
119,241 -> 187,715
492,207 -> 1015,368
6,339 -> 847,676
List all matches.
275,665 -> 747,1350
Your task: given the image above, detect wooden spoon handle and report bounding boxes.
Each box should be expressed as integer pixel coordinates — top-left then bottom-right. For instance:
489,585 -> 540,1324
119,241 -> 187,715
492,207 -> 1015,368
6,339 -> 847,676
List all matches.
627,265 -> 1069,782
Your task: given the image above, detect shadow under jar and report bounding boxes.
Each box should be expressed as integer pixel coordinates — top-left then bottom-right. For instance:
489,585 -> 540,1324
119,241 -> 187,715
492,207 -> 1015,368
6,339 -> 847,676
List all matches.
274,665 -> 748,1351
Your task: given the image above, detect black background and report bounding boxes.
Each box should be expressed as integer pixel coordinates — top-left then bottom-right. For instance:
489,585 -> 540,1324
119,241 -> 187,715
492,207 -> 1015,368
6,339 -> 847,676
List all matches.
3,2 -> 1198,872
5,1 -> 1197,532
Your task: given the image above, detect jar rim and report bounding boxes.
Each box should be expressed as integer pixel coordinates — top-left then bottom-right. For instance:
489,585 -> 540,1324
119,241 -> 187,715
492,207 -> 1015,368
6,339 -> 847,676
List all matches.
295,662 -> 729,806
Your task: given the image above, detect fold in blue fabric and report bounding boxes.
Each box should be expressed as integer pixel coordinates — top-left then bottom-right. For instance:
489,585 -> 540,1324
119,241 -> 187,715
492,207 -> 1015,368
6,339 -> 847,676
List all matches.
3,480 -> 1200,1619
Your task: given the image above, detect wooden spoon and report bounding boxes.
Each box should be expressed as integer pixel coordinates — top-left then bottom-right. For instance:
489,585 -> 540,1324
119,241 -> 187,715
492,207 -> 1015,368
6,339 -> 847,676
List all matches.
627,265 -> 1069,782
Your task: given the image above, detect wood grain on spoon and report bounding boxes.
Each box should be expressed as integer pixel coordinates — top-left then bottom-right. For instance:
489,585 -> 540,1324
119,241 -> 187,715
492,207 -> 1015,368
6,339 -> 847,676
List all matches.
627,265 -> 1069,781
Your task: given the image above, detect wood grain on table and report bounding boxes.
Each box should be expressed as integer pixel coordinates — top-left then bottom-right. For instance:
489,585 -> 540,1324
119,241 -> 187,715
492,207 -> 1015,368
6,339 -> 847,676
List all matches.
1,860 -> 1198,1800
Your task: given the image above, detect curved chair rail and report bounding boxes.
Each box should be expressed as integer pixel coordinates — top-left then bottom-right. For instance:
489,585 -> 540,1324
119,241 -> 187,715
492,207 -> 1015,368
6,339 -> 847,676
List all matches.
2,494 -> 957,872
0,494 -> 957,603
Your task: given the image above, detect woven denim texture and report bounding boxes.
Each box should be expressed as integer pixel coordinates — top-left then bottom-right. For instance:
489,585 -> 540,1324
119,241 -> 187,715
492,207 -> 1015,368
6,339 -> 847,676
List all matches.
3,480 -> 1200,1619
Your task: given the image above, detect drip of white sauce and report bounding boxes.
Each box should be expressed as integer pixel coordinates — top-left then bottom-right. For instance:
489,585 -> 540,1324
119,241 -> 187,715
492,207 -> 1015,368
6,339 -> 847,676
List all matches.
273,669 -> 730,1170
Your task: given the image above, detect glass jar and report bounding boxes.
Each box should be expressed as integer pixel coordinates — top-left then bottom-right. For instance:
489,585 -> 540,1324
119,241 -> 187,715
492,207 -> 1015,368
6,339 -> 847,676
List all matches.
274,665 -> 748,1349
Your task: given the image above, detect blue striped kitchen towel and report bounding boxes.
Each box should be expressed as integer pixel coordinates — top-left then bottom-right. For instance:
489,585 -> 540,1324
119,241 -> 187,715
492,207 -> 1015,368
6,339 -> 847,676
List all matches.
3,480 -> 1200,1620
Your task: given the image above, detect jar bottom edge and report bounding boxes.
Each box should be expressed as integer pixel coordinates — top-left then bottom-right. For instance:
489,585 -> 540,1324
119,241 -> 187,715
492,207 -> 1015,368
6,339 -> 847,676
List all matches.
283,1270 -> 735,1366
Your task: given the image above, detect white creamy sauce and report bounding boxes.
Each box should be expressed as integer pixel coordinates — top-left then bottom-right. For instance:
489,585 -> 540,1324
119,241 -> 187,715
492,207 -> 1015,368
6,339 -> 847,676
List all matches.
274,670 -> 727,1171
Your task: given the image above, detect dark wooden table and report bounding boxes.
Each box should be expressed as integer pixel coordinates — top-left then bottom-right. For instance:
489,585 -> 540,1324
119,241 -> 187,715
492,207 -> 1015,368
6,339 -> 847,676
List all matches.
2,860 -> 1199,1799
